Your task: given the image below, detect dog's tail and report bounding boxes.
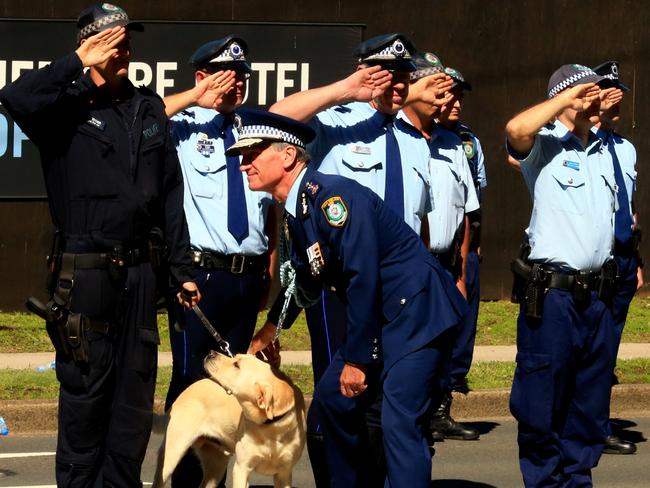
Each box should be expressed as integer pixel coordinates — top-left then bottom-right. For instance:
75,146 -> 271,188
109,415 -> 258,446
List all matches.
152,409 -> 202,486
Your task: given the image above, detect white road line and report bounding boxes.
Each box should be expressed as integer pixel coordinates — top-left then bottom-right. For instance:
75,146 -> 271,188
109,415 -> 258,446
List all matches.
0,452 -> 55,459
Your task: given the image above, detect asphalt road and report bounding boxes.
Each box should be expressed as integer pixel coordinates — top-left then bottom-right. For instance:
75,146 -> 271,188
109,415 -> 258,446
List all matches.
0,417 -> 647,487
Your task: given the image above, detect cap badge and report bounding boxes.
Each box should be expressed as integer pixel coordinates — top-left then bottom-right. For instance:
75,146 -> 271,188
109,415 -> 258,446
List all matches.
571,64 -> 590,71
611,64 -> 619,77
392,40 -> 406,58
102,3 -> 121,12
229,42 -> 244,60
424,53 -> 441,66
321,196 -> 348,227
196,133 -> 215,157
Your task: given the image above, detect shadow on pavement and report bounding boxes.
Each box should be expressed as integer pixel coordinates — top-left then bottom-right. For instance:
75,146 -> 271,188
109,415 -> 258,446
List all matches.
430,480 -> 497,487
465,421 -> 500,436
611,417 -> 647,444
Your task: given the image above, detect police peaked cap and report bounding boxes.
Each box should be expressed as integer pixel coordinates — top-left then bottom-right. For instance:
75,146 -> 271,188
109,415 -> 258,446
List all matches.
445,67 -> 472,91
225,108 -> 316,157
547,64 -> 611,99
76,3 -> 143,43
410,51 -> 444,81
592,61 -> 630,92
189,35 -> 252,74
354,33 -> 417,72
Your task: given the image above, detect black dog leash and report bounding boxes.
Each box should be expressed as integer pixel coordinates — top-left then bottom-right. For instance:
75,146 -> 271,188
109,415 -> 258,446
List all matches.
180,288 -> 233,357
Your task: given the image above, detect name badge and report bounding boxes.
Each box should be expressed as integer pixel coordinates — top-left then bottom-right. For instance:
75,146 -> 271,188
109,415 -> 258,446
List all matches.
351,145 -> 371,155
563,160 -> 580,171
86,116 -> 106,131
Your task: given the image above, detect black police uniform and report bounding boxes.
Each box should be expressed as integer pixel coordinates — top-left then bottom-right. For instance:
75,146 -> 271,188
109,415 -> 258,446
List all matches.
0,51 -> 193,486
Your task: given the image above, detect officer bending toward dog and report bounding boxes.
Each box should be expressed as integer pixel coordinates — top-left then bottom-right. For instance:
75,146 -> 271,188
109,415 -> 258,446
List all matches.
240,108 -> 466,488
161,36 -> 278,487
0,3 -> 199,486
506,64 -> 618,487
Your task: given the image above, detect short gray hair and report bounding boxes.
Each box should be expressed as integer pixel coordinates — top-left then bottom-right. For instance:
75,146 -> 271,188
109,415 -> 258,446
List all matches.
271,141 -> 310,164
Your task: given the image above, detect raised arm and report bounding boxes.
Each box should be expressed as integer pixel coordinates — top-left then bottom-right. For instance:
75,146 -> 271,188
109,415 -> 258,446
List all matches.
506,83 -> 600,155
163,70 -> 236,117
269,65 -> 392,121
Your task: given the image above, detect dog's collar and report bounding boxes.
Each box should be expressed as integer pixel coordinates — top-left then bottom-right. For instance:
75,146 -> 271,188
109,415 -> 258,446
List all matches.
263,409 -> 291,424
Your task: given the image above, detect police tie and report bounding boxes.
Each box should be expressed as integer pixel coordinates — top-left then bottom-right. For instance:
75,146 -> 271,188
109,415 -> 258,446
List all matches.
384,116 -> 405,218
223,116 -> 249,244
609,140 -> 633,244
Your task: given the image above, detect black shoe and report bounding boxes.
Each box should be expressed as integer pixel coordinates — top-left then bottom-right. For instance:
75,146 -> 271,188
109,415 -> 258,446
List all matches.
603,435 -> 637,455
430,413 -> 480,440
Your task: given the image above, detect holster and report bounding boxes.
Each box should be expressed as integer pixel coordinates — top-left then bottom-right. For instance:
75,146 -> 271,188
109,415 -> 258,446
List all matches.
598,259 -> 619,307
523,264 -> 547,321
510,238 -> 531,304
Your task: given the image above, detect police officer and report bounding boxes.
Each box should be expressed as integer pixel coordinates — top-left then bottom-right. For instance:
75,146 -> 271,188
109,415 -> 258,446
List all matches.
402,53 -> 481,442
506,64 -> 617,487
266,33 -> 432,484
0,4 -> 199,486
432,65 -> 486,440
592,61 -> 642,455
237,108 -> 466,488
161,37 -> 278,486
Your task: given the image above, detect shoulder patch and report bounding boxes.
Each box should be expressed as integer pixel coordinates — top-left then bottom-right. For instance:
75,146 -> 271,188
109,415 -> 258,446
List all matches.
321,196 -> 348,227
462,140 -> 476,159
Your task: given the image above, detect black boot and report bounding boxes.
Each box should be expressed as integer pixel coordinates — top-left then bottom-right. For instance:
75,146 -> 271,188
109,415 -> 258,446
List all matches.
307,432 -> 330,488
430,391 -> 479,441
603,435 -> 637,455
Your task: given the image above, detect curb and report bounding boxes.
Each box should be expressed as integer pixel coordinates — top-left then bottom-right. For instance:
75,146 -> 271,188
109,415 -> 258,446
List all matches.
2,384 -> 649,436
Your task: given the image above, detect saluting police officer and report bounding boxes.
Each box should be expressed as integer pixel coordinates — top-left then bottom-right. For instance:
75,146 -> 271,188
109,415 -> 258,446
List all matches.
0,4 -> 199,486
162,37 -> 278,486
264,33 -> 432,485
592,61 -> 643,455
506,64 -> 617,487
402,53 -> 481,442
239,108 -> 466,488
432,65 -> 486,440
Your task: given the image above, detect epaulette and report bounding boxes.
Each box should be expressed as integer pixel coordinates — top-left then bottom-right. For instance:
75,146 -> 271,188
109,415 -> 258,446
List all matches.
137,85 -> 163,101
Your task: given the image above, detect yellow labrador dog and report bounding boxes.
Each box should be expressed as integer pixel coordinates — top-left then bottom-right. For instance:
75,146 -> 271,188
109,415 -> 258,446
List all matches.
152,352 -> 306,488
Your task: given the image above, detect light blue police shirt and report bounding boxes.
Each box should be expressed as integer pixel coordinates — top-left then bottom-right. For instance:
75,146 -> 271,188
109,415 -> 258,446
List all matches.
425,125 -> 480,252
308,102 -> 431,234
170,106 -> 274,256
593,126 -> 637,220
509,120 -> 616,272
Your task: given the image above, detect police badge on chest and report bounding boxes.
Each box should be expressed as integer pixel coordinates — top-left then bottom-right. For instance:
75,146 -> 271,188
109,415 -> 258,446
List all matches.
306,242 -> 325,276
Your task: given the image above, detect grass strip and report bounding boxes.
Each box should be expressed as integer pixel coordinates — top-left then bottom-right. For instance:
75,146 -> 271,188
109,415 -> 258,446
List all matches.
1,358 -> 649,400
2,296 -> 649,353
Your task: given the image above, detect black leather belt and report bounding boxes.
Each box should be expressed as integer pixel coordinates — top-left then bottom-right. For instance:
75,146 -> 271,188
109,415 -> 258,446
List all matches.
62,242 -> 150,270
190,250 -> 266,274
541,267 -> 601,291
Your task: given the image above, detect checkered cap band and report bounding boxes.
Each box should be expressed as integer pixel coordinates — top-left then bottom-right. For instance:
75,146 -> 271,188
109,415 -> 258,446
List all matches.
208,41 -> 246,63
362,39 -> 412,63
238,125 -> 305,148
548,69 -> 597,98
602,73 -> 617,80
77,11 -> 128,41
410,66 -> 444,81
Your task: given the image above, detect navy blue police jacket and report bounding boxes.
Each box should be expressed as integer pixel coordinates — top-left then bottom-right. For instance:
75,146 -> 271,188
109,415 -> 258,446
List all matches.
0,52 -> 192,285
283,170 -> 466,370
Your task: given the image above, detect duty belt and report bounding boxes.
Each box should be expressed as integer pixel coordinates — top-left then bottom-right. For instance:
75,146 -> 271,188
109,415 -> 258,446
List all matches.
190,250 -> 266,274
544,268 -> 601,291
61,242 -> 150,270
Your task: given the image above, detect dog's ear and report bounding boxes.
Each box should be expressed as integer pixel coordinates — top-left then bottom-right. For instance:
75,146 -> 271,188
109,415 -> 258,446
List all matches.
254,381 -> 275,420
254,380 -> 295,420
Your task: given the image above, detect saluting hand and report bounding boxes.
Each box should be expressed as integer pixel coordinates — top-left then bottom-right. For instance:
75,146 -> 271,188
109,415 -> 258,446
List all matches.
342,65 -> 393,102
560,83 -> 601,112
76,26 -> 126,68
194,70 -> 237,109
408,73 -> 454,108
599,87 -> 624,111
340,362 -> 368,398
